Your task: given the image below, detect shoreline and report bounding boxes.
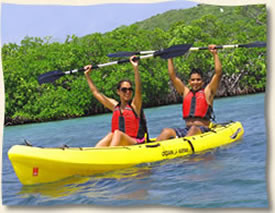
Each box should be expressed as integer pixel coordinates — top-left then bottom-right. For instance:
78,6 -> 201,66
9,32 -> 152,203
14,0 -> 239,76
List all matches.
4,91 -> 265,127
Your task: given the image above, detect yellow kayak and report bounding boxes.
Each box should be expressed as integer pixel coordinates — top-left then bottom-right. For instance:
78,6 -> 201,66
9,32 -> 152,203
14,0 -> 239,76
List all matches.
8,121 -> 244,185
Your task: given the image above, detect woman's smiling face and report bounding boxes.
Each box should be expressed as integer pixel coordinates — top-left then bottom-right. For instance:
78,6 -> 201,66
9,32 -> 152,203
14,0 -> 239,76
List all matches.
117,81 -> 133,102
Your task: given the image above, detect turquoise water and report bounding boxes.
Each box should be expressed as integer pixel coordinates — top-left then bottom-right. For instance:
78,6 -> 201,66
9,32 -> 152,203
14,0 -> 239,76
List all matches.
2,93 -> 268,207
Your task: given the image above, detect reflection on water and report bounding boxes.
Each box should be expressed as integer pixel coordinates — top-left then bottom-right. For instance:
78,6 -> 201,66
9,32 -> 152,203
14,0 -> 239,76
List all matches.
114,189 -> 149,200
18,176 -> 91,198
17,150 -> 226,201
18,165 -> 154,199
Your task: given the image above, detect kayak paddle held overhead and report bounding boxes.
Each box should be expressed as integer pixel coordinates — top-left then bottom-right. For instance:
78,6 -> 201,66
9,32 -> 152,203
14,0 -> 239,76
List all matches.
37,43 -> 193,85
107,41 -> 266,58
38,59 -> 133,85
38,41 -> 265,85
189,41 -> 266,51
107,43 -> 193,58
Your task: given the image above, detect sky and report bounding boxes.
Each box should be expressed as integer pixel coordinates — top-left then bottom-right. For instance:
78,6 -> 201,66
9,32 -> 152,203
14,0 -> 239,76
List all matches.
1,0 -> 198,45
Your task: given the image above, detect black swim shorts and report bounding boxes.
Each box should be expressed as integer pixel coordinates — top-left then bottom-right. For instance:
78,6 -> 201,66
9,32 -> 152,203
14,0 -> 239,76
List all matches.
173,126 -> 210,138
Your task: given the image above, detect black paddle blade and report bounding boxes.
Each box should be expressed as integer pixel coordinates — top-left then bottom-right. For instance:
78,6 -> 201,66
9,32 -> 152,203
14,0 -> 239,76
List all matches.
239,41 -> 266,48
155,44 -> 193,59
38,70 -> 65,85
108,51 -> 139,58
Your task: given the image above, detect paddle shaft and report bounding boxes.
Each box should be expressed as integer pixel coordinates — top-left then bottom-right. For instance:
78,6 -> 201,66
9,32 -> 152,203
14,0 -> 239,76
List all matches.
190,44 -> 245,51
107,45 -> 233,57
107,41 -> 266,58
55,55 -> 154,76
38,51 -> 169,84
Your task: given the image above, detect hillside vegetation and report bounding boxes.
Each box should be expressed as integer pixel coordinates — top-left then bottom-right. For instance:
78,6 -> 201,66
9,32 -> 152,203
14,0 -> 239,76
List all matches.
2,4 -> 267,125
135,4 -> 265,31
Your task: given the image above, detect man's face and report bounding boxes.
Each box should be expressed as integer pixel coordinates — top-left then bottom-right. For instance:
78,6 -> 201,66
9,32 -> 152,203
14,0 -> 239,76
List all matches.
188,73 -> 204,91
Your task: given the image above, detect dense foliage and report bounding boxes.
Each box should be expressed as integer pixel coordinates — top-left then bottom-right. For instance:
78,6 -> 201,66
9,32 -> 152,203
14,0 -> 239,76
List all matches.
2,4 -> 267,125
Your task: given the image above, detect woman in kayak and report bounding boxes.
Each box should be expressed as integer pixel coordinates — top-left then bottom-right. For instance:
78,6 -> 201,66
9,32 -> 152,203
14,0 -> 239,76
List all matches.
156,44 -> 222,140
84,56 -> 146,147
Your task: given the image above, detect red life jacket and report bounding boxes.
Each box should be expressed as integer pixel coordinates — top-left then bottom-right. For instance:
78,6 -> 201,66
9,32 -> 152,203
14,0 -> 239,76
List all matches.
111,104 -> 145,139
183,89 -> 213,120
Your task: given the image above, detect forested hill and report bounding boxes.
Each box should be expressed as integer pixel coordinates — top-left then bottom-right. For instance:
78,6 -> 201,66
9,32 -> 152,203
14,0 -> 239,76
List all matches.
2,4 -> 267,125
135,4 -> 266,31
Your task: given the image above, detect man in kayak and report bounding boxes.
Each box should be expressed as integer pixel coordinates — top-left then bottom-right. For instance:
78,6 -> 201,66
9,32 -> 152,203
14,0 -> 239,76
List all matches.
84,56 -> 147,147
156,44 -> 222,141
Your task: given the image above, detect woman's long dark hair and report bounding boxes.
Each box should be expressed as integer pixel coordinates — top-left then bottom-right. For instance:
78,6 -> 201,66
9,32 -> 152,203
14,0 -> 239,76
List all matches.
116,79 -> 133,90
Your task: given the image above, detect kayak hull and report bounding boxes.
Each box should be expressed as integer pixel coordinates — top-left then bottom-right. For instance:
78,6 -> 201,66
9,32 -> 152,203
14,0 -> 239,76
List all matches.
8,121 -> 244,185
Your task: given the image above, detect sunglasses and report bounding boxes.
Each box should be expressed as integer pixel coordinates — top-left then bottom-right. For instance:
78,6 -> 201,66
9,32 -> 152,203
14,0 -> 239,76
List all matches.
120,87 -> 134,93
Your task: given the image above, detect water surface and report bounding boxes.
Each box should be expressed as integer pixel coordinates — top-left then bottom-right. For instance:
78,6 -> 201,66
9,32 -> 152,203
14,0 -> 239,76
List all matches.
2,93 -> 268,207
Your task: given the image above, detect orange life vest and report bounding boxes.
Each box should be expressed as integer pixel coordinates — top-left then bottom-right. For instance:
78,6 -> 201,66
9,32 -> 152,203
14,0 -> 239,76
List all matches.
183,89 -> 213,120
111,104 -> 146,139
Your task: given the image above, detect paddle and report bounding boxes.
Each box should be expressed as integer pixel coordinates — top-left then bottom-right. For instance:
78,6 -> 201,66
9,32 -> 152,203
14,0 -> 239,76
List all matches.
107,41 -> 266,58
38,59 -> 131,85
190,41 -> 266,51
108,50 -> 156,58
154,44 -> 193,59
107,44 -> 192,58
38,44 -> 192,84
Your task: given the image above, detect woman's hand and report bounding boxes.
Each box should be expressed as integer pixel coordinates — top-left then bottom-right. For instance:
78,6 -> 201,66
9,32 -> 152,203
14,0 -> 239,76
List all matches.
84,65 -> 92,75
130,55 -> 139,68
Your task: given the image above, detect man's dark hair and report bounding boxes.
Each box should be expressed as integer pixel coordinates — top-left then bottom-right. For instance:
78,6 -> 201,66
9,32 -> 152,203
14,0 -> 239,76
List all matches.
189,68 -> 204,79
